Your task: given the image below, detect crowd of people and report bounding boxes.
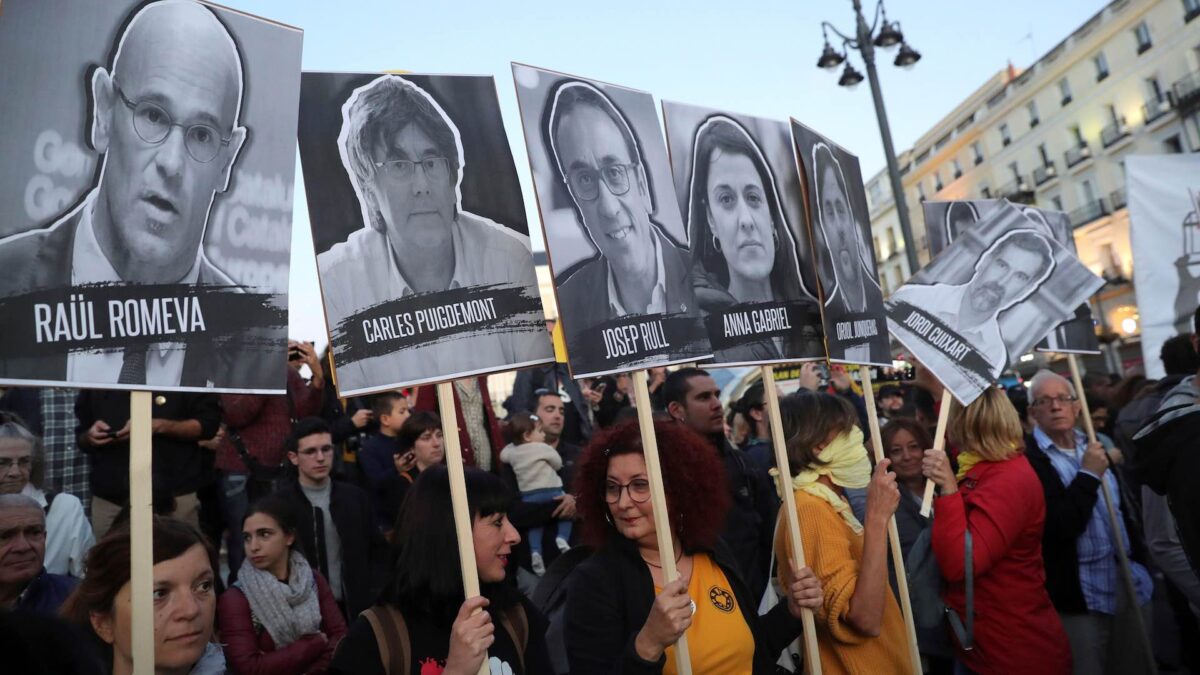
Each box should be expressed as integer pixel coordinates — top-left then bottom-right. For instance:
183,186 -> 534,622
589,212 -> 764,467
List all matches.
1,309 -> 1199,674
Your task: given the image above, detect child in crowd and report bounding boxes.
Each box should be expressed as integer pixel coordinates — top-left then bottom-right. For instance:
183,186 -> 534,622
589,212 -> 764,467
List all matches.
358,391 -> 410,494
499,414 -> 570,575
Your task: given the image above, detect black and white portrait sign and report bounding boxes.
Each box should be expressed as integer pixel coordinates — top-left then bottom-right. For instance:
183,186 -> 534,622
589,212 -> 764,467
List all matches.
0,0 -> 300,393
887,201 -> 1104,404
924,199 -> 1100,354
299,73 -> 553,396
512,64 -> 712,378
661,102 -> 824,366
790,120 -> 891,367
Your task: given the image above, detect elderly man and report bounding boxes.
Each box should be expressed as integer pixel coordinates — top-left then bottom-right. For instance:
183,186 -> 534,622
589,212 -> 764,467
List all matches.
317,75 -> 550,391
0,418 -> 93,578
1023,370 -> 1153,675
0,0 -> 270,389
546,81 -> 697,331
0,494 -> 77,615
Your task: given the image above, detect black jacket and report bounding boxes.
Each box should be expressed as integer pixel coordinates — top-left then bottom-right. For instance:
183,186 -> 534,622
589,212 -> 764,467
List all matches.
275,477 -> 387,618
564,535 -> 802,674
717,437 -> 779,600
74,390 -> 220,502
1024,433 -> 1147,614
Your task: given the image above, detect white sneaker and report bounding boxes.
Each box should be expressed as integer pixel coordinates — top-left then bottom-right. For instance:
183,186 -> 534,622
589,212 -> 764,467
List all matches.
555,537 -> 570,554
531,551 -> 546,576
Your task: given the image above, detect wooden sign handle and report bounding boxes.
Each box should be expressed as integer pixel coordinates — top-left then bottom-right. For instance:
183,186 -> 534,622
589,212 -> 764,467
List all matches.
761,366 -> 822,675
920,389 -> 954,517
631,373 -> 692,675
859,367 -> 923,675
130,390 -> 154,675
436,382 -> 489,675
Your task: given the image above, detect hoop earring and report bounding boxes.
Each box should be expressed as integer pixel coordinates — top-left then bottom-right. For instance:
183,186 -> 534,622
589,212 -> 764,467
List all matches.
711,233 -> 722,253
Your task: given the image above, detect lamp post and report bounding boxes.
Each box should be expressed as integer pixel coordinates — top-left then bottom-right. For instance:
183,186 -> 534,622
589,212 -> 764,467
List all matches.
818,0 -> 922,277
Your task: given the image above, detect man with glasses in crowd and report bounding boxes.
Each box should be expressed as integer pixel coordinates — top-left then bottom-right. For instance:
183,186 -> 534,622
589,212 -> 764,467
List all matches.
1023,370 -> 1153,674
317,75 -> 549,390
545,81 -> 697,333
0,0 -> 262,388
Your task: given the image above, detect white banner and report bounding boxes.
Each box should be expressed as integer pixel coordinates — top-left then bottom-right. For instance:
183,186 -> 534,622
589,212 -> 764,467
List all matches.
1127,155 -> 1200,379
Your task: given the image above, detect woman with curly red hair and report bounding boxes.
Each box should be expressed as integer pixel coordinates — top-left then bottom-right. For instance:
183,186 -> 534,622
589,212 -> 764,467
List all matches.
564,419 -> 823,674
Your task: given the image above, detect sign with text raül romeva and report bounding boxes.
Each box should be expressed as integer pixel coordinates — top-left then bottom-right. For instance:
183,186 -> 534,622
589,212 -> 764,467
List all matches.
512,63 -> 712,378
660,101 -> 825,367
299,72 -> 552,396
790,120 -> 892,367
0,0 -> 301,393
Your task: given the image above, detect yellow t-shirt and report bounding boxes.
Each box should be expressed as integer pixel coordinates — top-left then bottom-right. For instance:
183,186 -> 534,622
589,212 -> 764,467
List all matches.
655,552 -> 755,675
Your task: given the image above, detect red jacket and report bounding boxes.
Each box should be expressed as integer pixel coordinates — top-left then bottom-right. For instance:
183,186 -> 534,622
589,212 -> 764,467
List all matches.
217,368 -> 323,473
932,454 -> 1071,675
413,377 -> 504,470
217,570 -> 347,675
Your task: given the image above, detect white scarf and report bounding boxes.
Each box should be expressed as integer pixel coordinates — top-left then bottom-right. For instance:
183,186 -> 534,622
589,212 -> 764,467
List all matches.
237,550 -> 322,647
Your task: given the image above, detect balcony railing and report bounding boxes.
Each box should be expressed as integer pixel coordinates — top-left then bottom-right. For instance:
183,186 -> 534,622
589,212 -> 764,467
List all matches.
1110,187 -> 1127,210
1172,71 -> 1200,114
1033,163 -> 1059,186
1143,96 -> 1173,124
1065,144 -> 1092,168
998,176 -> 1035,204
1101,119 -> 1130,148
1070,198 -> 1110,228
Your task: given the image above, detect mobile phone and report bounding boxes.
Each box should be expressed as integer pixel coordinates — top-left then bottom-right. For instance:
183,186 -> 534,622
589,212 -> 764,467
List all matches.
106,430 -> 120,438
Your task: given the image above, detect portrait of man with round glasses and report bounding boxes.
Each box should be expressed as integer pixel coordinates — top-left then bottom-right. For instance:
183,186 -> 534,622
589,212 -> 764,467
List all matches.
309,73 -> 552,394
0,0 -> 301,392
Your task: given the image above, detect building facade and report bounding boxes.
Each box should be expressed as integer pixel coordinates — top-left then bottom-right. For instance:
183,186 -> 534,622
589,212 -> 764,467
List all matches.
866,0 -> 1200,373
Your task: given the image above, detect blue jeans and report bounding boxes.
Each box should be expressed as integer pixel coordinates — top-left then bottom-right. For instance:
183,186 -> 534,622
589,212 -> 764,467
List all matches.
522,487 -> 572,555
218,473 -> 249,578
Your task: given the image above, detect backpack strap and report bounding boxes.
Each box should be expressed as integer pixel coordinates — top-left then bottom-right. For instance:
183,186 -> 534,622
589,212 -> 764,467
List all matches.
360,605 -> 411,675
499,603 -> 529,673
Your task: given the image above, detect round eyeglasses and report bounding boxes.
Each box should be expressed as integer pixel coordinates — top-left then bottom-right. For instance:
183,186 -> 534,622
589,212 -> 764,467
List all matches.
114,84 -> 232,163
566,163 -> 637,202
605,478 -> 651,504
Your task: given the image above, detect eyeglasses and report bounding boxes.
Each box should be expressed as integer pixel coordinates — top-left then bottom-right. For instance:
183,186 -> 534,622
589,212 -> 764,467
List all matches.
373,156 -> 450,182
114,84 -> 232,163
0,457 -> 32,471
297,444 -> 336,457
566,163 -> 637,202
1032,395 -> 1078,408
605,479 -> 651,504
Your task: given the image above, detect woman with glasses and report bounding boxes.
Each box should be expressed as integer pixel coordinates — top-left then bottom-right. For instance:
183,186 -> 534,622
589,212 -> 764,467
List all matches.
925,387 -> 1070,674
686,116 -> 822,363
565,419 -> 823,674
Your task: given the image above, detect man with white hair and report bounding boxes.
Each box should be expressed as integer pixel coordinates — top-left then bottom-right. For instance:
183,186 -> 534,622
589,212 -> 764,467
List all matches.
0,494 -> 77,615
1023,369 -> 1153,674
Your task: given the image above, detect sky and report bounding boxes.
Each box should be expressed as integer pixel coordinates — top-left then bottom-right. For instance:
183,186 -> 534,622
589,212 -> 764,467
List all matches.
211,0 -> 1109,346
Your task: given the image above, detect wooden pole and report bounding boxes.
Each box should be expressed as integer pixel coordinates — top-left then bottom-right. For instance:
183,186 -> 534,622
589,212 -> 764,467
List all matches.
919,389 -> 954,517
860,367 -> 923,675
760,365 -> 822,675
436,382 -> 489,675
129,390 -> 154,675
1066,355 -> 1157,674
631,372 -> 692,675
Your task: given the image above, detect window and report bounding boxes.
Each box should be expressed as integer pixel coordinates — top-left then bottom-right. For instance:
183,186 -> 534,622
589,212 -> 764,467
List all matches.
1187,0 -> 1200,23
1135,21 -> 1152,53
1070,125 -> 1086,147
1093,52 -> 1110,81
1007,161 -> 1021,182
1000,123 -> 1012,146
867,180 -> 883,205
874,236 -> 883,259
1051,195 -> 1064,211
934,171 -> 943,192
1059,78 -> 1073,105
1038,143 -> 1051,165
1028,100 -> 1040,127
952,158 -> 963,178
916,183 -> 926,202
1079,179 -> 1098,205
886,228 -> 898,255
1165,135 -> 1184,153
1107,104 -> 1121,126
972,141 -> 984,165
934,133 -> 952,151
1145,76 -> 1165,102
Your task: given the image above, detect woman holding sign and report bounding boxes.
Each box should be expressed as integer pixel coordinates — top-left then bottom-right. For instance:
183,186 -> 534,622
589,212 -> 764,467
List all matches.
775,391 -> 908,673
924,387 -> 1070,674
686,116 -> 821,363
565,419 -> 824,674
329,467 -> 551,674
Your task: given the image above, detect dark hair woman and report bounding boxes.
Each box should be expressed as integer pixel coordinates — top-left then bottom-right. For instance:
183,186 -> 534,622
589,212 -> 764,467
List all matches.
776,391 -> 908,673
329,466 -> 551,674
217,494 -> 347,674
377,411 -> 446,534
60,517 -> 225,675
565,419 -> 823,673
686,115 -> 822,363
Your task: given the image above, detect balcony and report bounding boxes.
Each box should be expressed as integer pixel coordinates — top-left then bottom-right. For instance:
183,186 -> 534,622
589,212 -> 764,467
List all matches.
998,176 -> 1035,204
1065,144 -> 1092,168
1143,96 -> 1173,124
1070,198 -> 1109,228
1172,71 -> 1200,115
1100,119 -> 1130,148
1033,163 -> 1059,186
1110,187 -> 1127,210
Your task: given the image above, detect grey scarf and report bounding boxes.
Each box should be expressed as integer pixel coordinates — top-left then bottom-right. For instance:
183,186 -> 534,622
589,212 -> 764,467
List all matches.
237,550 -> 322,647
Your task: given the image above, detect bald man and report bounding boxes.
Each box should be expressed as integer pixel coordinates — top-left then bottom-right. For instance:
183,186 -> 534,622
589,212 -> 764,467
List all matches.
0,494 -> 77,615
0,0 -> 252,388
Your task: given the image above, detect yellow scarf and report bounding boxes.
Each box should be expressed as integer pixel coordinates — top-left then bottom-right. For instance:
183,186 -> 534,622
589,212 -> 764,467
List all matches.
774,427 -> 872,534
955,451 -> 985,480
